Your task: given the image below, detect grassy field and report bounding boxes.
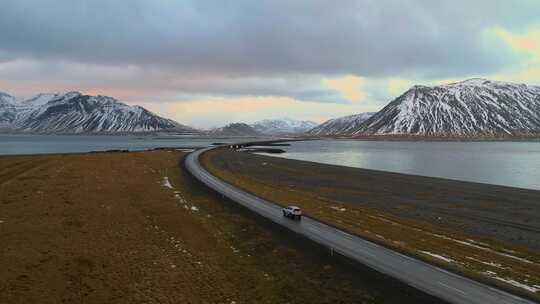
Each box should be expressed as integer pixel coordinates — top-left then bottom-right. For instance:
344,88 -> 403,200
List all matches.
0,150 -> 441,304
201,148 -> 540,301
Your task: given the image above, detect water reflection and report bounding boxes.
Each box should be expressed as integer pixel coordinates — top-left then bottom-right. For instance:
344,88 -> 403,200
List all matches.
268,140 -> 540,191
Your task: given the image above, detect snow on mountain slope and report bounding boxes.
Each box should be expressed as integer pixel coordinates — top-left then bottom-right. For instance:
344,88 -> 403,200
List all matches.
21,93 -> 65,107
308,112 -> 375,135
0,92 -> 18,128
209,123 -> 261,136
0,91 -> 193,133
0,91 -> 16,104
251,118 -> 318,135
354,79 -> 540,136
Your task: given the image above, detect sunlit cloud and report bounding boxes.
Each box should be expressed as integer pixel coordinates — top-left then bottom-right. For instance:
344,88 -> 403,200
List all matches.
386,79 -> 416,96
136,95 -> 375,129
496,28 -> 540,54
488,27 -> 540,85
322,75 -> 366,103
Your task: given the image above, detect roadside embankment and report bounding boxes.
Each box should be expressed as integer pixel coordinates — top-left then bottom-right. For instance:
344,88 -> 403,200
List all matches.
201,148 -> 540,301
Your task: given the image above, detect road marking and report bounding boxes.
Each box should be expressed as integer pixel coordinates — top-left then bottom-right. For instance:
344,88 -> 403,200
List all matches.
438,282 -> 467,295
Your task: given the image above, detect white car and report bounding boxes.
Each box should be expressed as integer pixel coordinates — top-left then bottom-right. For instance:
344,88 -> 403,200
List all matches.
282,206 -> 302,220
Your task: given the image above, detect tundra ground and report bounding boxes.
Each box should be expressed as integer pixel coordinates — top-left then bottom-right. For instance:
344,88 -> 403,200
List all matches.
0,150 -> 439,304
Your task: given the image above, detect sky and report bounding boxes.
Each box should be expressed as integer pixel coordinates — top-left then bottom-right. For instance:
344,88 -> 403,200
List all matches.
1,1 -> 540,129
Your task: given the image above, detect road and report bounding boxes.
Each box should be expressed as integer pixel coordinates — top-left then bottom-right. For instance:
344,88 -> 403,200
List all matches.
185,146 -> 535,304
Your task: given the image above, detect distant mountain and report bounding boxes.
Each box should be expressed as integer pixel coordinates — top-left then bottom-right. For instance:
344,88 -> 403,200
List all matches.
356,79 -> 540,136
209,123 -> 261,136
0,92 -> 18,128
0,91 -> 195,134
308,112 -> 375,135
251,118 -> 317,135
310,79 -> 540,137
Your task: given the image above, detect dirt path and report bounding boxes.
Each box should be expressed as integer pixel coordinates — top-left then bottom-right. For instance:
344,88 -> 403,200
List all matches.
0,151 -> 437,304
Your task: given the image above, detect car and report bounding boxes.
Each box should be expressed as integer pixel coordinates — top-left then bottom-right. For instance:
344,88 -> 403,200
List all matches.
282,206 -> 302,220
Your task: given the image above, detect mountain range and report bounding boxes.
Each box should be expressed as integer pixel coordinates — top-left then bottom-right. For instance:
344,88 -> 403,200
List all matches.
0,91 -> 319,136
310,79 -> 540,137
208,119 -> 317,136
208,123 -> 261,136
0,91 -> 195,134
251,118 -> 317,135
308,112 -> 375,135
2,78 -> 540,137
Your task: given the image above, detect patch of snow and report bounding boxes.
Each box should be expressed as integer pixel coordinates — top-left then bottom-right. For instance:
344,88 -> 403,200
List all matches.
330,206 -> 346,212
420,251 -> 455,263
162,177 -> 173,189
466,239 -> 490,247
190,206 -> 199,212
483,271 -> 540,293
368,215 -> 400,225
430,234 -> 534,264
466,257 -> 507,269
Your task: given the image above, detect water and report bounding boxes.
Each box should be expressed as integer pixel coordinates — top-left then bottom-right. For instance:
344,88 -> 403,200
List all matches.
263,140 -> 540,191
0,134 -> 257,155
3,135 -> 539,190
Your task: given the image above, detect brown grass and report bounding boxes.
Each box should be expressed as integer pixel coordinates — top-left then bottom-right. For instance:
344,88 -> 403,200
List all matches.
0,150 -> 439,304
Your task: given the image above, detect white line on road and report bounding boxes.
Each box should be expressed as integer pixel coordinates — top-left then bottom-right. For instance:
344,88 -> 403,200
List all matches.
439,282 -> 467,295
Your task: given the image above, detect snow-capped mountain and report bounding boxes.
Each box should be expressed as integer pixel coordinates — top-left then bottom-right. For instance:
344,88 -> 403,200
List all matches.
0,91 -> 194,133
251,118 -> 318,135
308,112 -> 375,135
209,123 -> 261,136
0,92 -> 18,128
355,79 -> 540,136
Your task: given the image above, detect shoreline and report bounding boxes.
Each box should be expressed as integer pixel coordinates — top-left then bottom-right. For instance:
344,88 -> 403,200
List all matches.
303,134 -> 540,142
259,151 -> 540,192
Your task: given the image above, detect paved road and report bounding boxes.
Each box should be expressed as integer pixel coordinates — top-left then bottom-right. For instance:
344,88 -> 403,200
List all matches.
185,146 -> 535,304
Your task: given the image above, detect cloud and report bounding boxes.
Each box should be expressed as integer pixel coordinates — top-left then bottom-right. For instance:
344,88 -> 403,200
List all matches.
1,1 -> 540,127
386,79 -> 416,97
0,58 -> 349,103
1,0 -> 537,78
139,95 -> 377,129
322,75 -> 366,102
488,27 -> 540,85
